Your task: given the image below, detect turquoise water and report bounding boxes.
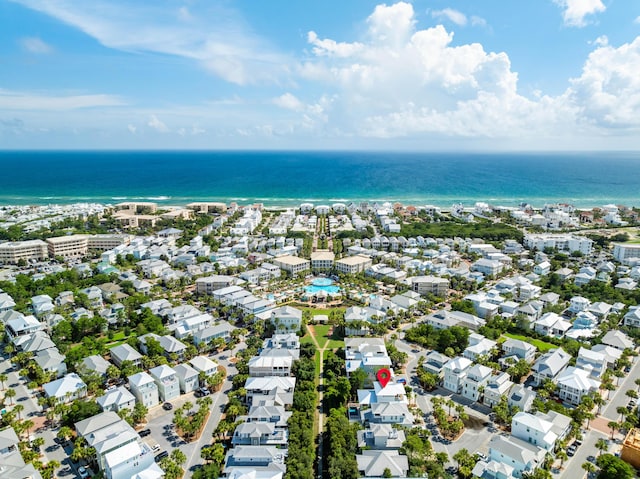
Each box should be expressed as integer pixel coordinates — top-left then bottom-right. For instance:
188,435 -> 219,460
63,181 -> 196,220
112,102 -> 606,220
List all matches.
305,278 -> 341,295
0,151 -> 639,207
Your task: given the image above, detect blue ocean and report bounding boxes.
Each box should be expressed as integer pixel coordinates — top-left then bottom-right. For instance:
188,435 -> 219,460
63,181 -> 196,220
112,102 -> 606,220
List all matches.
1,151 -> 639,207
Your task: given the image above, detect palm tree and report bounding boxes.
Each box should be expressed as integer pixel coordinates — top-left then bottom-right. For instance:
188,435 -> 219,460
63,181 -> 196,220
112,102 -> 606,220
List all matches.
31,436 -> 45,451
22,419 -> 34,440
13,404 -> 24,420
57,426 -> 74,444
556,449 -> 568,469
0,373 -> 7,391
595,438 -> 608,456
4,388 -> 16,405
608,421 -> 620,440
635,378 -> 640,391
617,406 -> 629,422
582,461 -> 597,476
593,394 -> 606,414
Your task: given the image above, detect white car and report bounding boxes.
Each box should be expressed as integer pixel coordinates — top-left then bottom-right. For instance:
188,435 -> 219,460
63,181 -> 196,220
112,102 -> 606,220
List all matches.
78,466 -> 90,479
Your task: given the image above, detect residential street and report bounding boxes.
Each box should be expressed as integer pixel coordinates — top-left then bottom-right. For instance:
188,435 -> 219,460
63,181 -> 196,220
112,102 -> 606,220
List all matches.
602,353 -> 639,420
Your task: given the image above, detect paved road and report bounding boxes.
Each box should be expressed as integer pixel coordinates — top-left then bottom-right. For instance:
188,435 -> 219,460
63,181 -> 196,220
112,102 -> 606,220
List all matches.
602,354 -> 639,420
128,346 -> 239,475
0,353 -> 80,476
394,338 -> 494,461
556,429 -> 607,479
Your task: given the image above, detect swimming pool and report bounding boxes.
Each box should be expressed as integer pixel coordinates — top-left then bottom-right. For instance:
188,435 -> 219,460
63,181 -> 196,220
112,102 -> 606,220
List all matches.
305,278 -> 341,295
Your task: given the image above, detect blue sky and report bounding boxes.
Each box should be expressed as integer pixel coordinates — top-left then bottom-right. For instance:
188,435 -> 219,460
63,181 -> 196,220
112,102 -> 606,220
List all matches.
1,0 -> 640,150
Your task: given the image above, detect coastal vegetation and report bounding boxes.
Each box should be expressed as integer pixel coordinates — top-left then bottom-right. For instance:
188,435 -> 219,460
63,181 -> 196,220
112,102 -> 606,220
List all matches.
397,220 -> 523,242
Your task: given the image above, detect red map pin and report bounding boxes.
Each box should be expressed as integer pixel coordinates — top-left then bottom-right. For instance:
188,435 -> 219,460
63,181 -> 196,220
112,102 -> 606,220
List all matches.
376,368 -> 392,388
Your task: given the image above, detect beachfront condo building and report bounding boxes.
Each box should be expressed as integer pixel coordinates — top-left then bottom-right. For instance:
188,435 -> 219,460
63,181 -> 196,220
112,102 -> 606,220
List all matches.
0,239 -> 48,264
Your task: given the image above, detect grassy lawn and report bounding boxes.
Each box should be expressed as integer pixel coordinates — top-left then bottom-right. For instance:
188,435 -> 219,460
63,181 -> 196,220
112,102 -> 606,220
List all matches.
300,335 -> 316,346
502,333 -> 557,352
310,324 -> 344,349
302,306 -> 346,316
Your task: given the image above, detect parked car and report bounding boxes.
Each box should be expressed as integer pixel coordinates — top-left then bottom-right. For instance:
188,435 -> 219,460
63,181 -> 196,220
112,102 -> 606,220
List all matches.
195,387 -> 210,398
162,402 -> 173,411
155,451 -> 169,462
567,445 -> 577,457
138,429 -> 151,437
78,466 -> 90,479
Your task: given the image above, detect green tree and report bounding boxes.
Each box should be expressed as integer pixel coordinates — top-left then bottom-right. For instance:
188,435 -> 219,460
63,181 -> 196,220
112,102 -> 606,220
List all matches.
57,426 -> 74,444
582,462 -> 597,476
4,388 -> 16,405
596,454 -> 634,479
595,438 -> 609,456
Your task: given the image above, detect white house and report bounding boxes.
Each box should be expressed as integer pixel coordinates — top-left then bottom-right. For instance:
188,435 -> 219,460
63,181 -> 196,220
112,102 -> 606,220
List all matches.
511,412 -> 557,451
462,334 -> 496,361
248,356 -> 293,378
189,356 -> 219,379
487,435 -> 545,478
508,384 -> 537,413
149,364 -> 180,402
532,313 -> 571,338
128,372 -> 159,408
43,373 -> 87,403
483,372 -> 514,408
356,450 -> 409,478
244,376 -> 296,407
556,366 -> 600,405
110,344 -> 142,368
75,412 -> 162,479
501,338 -> 537,363
269,306 -> 302,334
443,357 -> 472,394
601,330 -> 634,351
471,259 -> 503,277
533,261 -> 551,276
34,348 -> 67,378
576,347 -> 607,378
461,364 -> 492,402
623,307 -> 640,328
97,386 -> 136,413
531,349 -> 571,386
569,296 -> 591,314
173,363 -> 199,394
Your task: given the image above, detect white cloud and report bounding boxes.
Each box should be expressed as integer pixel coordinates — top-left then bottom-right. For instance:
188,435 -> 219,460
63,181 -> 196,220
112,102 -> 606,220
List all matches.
307,31 -> 364,58
592,35 -> 608,47
554,0 -> 606,27
10,0 -> 290,85
147,114 -> 169,132
567,36 -> 640,128
20,36 -> 53,54
367,2 -> 416,47
470,16 -> 487,28
635,16 -> 640,24
301,2 -> 539,139
431,8 -> 467,26
273,93 -> 305,112
127,124 -> 137,134
0,89 -> 124,110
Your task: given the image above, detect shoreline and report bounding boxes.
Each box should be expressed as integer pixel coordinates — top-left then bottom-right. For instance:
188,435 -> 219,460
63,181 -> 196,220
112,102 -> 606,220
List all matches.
0,196 -> 637,210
